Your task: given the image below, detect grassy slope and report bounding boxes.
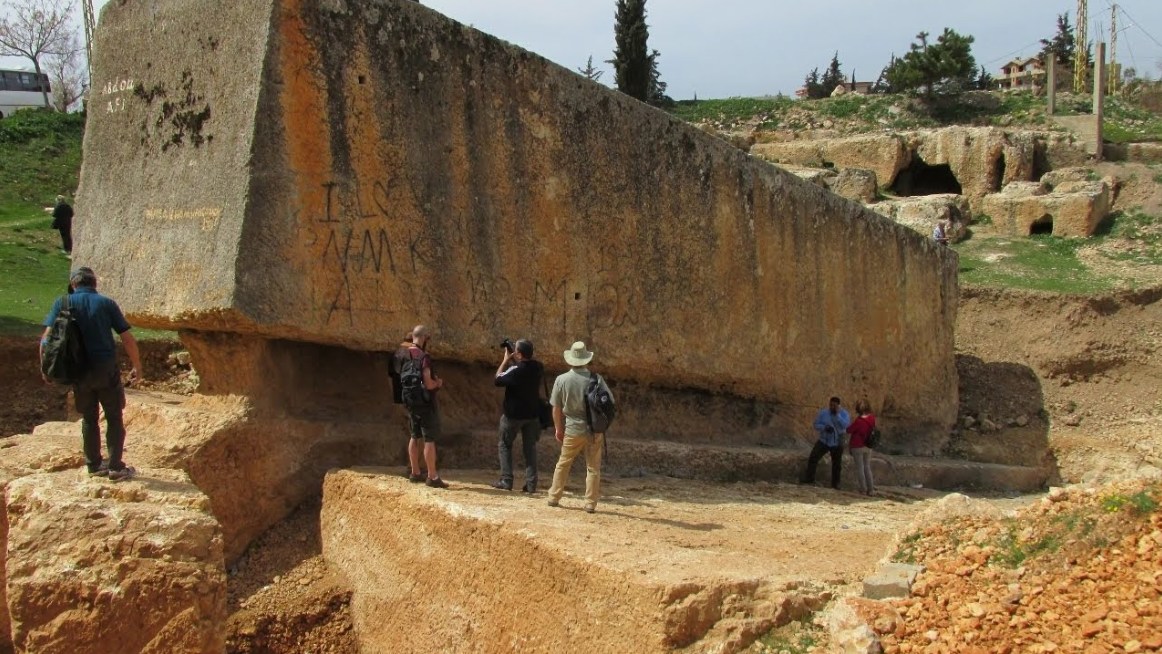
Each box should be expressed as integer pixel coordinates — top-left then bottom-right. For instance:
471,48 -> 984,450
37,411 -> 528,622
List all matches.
0,110 -> 82,336
668,89 -> 1162,142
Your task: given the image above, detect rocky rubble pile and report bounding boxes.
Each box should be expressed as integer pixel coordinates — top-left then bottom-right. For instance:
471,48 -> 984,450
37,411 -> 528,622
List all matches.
855,480 -> 1162,653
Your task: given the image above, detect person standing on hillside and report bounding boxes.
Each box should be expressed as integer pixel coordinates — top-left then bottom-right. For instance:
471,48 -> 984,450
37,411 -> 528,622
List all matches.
491,339 -> 544,492
932,220 -> 950,245
40,267 -> 143,480
48,195 -> 74,255
799,396 -> 851,489
846,399 -> 877,496
547,341 -> 612,514
400,325 -> 449,489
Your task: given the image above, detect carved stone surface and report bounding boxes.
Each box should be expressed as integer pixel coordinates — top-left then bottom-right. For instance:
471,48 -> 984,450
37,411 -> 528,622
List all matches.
76,0 -> 957,437
981,179 -> 1111,237
4,469 -> 225,653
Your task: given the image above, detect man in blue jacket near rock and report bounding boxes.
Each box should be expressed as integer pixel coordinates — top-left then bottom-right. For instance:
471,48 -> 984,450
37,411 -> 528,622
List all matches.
40,267 -> 143,480
799,396 -> 851,489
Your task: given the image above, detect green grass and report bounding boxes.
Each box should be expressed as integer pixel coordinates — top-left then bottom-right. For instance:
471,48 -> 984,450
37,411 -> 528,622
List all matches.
1103,96 -> 1162,143
755,618 -> 822,654
891,531 -> 922,564
954,234 -> 1116,294
1101,490 -> 1159,515
668,96 -> 794,130
0,110 -> 82,336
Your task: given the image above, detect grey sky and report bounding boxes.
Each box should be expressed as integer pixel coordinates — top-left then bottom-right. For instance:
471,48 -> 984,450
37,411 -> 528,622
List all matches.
9,1 -> 1162,99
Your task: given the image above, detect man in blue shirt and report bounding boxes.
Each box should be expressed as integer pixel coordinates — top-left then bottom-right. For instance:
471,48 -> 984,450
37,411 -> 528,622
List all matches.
799,396 -> 851,489
40,267 -> 143,480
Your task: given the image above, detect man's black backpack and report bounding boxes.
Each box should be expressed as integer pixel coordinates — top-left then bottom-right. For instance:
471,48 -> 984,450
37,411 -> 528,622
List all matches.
398,351 -> 431,408
41,294 -> 87,385
583,373 -> 616,434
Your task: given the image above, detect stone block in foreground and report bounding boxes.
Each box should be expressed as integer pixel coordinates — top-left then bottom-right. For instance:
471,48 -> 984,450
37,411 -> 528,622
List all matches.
320,469 -> 934,653
862,563 -> 923,600
4,469 -> 225,653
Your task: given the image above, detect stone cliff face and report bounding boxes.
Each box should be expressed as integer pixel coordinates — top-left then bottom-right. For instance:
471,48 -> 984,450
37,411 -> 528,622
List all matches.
76,0 -> 957,439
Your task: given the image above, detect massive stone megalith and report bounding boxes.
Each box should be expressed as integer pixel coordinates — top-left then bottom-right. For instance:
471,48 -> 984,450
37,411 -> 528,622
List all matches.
77,0 -> 957,445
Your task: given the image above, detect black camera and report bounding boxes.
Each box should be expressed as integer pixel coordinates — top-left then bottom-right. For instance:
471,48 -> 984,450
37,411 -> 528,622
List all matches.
500,338 -> 514,352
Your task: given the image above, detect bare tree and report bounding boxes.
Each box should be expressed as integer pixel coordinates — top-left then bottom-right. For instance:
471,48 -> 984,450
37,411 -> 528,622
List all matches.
45,35 -> 86,112
0,0 -> 76,109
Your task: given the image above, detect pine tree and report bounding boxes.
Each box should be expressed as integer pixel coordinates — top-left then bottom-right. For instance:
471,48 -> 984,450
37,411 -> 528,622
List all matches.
820,52 -> 844,97
609,0 -> 651,101
1039,13 -> 1076,67
578,55 -> 604,82
803,68 -> 823,99
647,48 -> 672,107
884,29 -> 977,100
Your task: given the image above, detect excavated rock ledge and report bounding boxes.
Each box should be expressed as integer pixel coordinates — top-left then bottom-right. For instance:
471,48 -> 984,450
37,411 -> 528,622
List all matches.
320,468 -> 975,653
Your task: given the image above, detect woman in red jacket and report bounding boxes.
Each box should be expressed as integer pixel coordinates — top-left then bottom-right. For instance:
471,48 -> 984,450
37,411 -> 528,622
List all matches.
846,399 -> 876,496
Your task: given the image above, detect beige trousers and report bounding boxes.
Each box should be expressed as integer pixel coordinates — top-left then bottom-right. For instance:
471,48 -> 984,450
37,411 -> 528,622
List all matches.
548,434 -> 604,508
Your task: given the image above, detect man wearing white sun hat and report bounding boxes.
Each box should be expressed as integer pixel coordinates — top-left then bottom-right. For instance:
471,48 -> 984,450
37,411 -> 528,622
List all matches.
547,341 -> 613,514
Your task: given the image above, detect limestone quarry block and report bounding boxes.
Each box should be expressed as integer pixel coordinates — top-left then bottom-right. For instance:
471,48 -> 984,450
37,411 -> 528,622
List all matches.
982,180 -> 1111,237
77,0 -> 958,438
752,134 -> 910,188
1125,142 -> 1162,164
3,469 -> 225,653
912,127 -> 1035,198
321,469 -> 866,654
870,195 -> 969,242
831,168 -> 878,203
778,164 -> 836,188
118,385 -> 395,563
997,181 -> 1048,198
862,563 -> 923,599
0,424 -> 86,652
1037,131 -> 1091,170
1040,167 -> 1094,188
822,597 -> 882,654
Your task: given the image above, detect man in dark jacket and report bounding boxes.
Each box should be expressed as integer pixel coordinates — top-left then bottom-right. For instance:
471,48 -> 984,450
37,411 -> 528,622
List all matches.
492,339 -> 544,492
50,195 -> 74,254
40,267 -> 143,480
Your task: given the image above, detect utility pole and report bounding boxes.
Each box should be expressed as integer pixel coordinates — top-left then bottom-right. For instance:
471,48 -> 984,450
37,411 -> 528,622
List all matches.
1073,0 -> 1088,93
82,0 -> 96,78
1108,4 -> 1119,94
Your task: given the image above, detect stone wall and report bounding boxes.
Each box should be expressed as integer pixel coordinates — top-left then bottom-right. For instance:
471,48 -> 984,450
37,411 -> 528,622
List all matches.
76,0 -> 958,441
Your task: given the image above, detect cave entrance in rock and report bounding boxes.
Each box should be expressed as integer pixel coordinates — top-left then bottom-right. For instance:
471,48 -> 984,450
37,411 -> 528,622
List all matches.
891,158 -> 963,196
1030,213 -> 1054,235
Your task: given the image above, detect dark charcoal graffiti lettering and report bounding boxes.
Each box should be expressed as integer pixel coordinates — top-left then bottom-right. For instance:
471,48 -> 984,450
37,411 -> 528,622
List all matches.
531,278 -> 567,330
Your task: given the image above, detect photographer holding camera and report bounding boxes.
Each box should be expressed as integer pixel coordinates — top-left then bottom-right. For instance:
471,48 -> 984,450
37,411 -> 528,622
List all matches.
799,396 -> 851,489
491,338 -> 544,492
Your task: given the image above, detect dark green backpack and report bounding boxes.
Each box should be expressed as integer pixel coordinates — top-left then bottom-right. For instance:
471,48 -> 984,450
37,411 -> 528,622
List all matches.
41,294 -> 88,385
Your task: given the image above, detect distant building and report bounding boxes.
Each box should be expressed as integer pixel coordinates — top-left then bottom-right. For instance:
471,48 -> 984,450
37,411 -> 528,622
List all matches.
999,57 -> 1047,91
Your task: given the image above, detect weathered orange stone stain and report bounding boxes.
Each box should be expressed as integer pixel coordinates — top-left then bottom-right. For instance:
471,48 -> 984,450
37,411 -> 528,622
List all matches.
276,0 -> 335,319
339,34 -> 405,317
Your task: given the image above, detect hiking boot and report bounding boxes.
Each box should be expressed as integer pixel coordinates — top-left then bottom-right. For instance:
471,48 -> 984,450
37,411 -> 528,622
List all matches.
108,466 -> 136,482
426,477 -> 449,489
407,472 -> 426,483
521,482 -> 537,494
546,499 -> 559,508
87,462 -> 109,478
491,480 -> 513,491
585,505 -> 596,514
